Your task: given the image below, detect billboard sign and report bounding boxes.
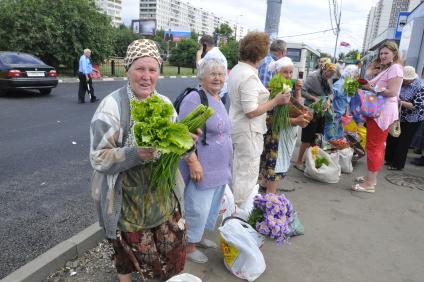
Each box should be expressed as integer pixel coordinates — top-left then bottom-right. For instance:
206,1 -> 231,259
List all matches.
164,28 -> 191,42
394,11 -> 410,40
132,19 -> 156,36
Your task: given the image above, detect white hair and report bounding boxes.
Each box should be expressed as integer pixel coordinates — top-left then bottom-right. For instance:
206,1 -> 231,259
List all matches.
197,58 -> 226,81
267,56 -> 294,73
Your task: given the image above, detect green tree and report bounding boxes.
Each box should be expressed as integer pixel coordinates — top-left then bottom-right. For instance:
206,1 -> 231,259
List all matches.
213,23 -> 234,44
220,39 -> 239,69
168,39 -> 199,68
0,0 -> 115,69
344,49 -> 360,62
338,52 -> 345,61
112,25 -> 142,57
190,30 -> 199,41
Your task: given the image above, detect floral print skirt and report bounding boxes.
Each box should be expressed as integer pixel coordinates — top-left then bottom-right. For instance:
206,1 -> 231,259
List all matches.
110,210 -> 187,280
260,115 -> 285,182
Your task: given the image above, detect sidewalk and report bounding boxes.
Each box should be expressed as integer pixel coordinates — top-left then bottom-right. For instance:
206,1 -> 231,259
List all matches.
5,150 -> 424,282
57,75 -> 197,83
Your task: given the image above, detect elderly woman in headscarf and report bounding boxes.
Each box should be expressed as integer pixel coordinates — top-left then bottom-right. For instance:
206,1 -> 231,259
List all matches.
90,39 -> 194,282
294,62 -> 336,171
324,64 -> 359,141
259,56 -> 311,194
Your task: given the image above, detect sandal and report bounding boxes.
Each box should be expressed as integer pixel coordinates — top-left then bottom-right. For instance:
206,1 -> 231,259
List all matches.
351,183 -> 375,193
354,176 -> 367,183
186,249 -> 208,263
195,239 -> 218,249
293,163 -> 305,172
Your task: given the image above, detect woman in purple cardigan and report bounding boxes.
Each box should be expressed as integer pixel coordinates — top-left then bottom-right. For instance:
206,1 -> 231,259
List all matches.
178,58 -> 232,263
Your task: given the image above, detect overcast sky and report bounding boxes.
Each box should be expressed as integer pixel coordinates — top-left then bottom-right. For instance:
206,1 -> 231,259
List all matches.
122,0 -> 379,55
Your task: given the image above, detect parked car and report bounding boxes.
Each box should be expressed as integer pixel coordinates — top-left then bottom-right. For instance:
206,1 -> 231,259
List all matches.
0,51 -> 58,95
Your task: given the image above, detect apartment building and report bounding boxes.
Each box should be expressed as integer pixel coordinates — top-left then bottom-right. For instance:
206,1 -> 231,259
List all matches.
362,7 -> 377,51
138,0 -> 247,40
95,0 -> 123,27
363,0 -> 422,51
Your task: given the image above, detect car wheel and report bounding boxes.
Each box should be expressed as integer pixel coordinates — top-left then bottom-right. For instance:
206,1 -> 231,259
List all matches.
39,89 -> 52,95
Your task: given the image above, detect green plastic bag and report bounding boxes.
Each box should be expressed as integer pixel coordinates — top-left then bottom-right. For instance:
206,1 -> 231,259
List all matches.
287,213 -> 304,237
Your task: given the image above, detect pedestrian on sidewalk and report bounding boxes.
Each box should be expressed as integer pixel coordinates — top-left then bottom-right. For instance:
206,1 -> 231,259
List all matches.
228,32 -> 290,207
257,39 -> 287,88
293,62 -> 336,172
78,48 -> 97,103
178,58 -> 232,264
385,66 -> 424,170
90,39 -> 199,282
352,41 -> 403,193
259,56 -> 310,194
196,35 -> 228,104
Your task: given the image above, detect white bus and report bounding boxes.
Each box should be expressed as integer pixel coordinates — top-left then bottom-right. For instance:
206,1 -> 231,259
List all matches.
285,42 -> 320,79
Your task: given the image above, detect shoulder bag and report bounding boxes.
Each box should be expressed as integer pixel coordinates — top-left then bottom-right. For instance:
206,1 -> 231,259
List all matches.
389,100 -> 401,137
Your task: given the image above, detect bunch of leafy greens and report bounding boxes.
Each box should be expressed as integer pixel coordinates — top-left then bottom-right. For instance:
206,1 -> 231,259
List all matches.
131,95 -> 214,202
309,97 -> 327,118
149,104 -> 214,199
343,77 -> 360,97
268,74 -> 293,133
315,156 -> 330,168
131,95 -> 193,155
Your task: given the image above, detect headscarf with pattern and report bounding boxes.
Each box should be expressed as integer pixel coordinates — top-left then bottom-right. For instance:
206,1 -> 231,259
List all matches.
124,39 -> 162,71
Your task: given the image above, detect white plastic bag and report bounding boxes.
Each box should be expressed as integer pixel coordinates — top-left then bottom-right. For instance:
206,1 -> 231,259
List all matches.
338,147 -> 354,173
304,147 -> 341,183
218,217 -> 266,281
166,273 -> 202,282
219,184 -> 236,221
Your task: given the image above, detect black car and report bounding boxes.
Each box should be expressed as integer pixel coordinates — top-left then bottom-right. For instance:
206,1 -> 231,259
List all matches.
0,51 -> 58,95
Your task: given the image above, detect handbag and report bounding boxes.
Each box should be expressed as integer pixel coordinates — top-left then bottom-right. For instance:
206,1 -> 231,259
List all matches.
389,100 -> 401,137
358,89 -> 385,118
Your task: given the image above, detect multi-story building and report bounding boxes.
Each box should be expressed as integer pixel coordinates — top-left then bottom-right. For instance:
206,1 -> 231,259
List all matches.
362,0 -> 419,51
138,0 -> 247,40
362,7 -> 377,52
95,0 -> 123,27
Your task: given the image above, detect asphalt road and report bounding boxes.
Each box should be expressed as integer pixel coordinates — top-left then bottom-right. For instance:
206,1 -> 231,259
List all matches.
0,77 -> 197,278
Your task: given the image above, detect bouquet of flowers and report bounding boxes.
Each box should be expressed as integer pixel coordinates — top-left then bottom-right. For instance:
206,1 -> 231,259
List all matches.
247,193 -> 295,245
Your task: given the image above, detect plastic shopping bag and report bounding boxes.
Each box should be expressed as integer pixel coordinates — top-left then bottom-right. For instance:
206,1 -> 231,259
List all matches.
218,217 -> 265,281
338,147 -> 354,173
304,147 -> 341,183
286,212 -> 305,237
219,184 -> 236,221
166,273 -> 202,282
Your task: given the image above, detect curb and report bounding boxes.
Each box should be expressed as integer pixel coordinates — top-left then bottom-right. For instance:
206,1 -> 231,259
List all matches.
58,76 -> 196,83
1,223 -> 104,282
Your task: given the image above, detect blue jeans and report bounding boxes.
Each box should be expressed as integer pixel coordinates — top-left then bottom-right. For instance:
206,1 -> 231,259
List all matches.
184,181 -> 226,243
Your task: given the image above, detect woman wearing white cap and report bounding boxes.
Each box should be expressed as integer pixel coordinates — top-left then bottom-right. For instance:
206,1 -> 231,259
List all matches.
384,65 -> 424,170
259,56 -> 311,194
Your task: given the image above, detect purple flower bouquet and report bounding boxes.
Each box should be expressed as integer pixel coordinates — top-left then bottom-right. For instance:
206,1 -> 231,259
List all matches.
247,193 -> 295,245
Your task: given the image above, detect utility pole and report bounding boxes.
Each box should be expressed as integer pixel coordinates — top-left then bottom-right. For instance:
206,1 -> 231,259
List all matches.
265,0 -> 282,40
330,0 -> 342,62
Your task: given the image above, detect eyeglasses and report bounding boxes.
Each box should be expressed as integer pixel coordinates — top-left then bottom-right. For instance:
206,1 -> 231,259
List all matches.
208,72 -> 225,78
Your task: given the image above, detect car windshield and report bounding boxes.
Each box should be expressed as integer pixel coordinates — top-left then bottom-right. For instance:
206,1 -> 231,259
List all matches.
0,53 -> 44,65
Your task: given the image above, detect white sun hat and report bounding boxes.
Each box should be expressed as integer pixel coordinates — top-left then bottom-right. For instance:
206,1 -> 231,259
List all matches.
403,66 -> 418,80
